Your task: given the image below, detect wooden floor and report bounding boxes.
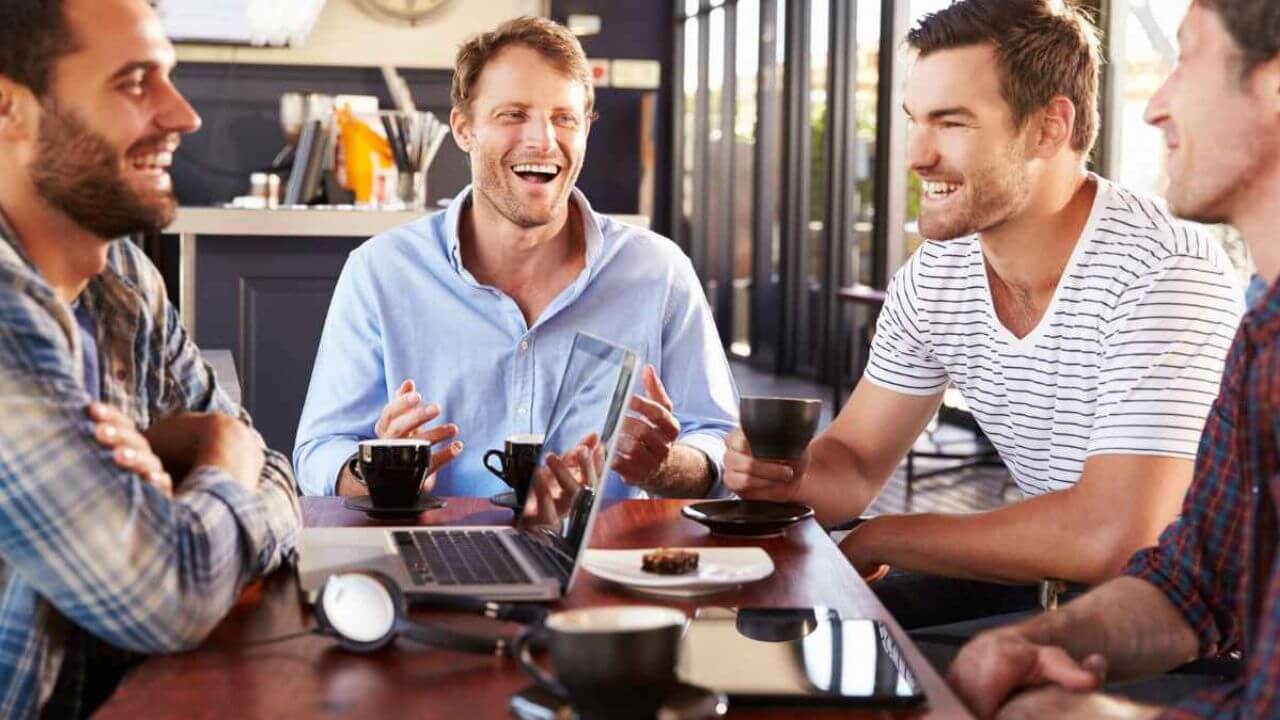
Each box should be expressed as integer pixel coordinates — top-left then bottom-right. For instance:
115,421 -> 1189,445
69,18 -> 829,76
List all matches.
730,360 -> 1017,516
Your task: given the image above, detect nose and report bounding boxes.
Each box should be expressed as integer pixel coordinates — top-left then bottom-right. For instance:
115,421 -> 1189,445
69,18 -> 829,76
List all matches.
1144,73 -> 1173,129
155,77 -> 202,136
522,114 -> 555,153
906,123 -> 938,175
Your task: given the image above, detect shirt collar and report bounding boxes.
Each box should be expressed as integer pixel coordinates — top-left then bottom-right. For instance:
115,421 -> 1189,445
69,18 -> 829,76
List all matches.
443,185 -> 605,276
1244,273 -> 1280,342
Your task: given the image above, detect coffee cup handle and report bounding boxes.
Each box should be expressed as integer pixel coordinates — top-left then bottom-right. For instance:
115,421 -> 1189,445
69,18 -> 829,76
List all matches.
345,456 -> 366,486
483,450 -> 510,484
511,627 -> 567,698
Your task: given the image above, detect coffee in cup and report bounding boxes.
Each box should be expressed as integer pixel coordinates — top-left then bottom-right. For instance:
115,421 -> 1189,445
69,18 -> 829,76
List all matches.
484,433 -> 544,508
739,396 -> 823,460
346,438 -> 433,509
513,605 -> 687,720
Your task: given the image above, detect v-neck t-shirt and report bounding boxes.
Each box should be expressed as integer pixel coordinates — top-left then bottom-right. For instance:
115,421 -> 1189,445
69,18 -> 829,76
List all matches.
864,177 -> 1245,496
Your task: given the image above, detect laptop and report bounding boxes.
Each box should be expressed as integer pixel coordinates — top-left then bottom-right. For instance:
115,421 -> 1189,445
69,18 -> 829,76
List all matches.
297,332 -> 640,602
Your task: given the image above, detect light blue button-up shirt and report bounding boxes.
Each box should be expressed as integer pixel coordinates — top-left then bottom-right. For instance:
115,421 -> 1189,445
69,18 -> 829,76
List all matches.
293,187 -> 739,497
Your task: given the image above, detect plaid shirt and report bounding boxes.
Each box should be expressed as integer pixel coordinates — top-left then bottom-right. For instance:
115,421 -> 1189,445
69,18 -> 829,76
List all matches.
0,214 -> 299,718
1124,275 -> 1280,718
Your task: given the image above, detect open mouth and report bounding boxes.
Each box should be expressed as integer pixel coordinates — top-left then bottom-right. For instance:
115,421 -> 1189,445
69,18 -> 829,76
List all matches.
511,162 -> 562,185
922,180 -> 961,202
128,148 -> 175,188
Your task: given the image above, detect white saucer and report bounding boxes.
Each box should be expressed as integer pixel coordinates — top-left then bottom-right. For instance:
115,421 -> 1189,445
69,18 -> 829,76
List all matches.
581,547 -> 774,595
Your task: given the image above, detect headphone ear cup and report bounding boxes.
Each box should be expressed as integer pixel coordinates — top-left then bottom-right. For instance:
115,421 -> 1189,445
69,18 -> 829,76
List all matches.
315,571 -> 405,654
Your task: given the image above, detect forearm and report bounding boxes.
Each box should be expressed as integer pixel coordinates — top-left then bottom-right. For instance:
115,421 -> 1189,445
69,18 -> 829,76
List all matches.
645,443 -> 715,498
796,434 -> 894,526
847,487 -> 1146,584
1016,576 -> 1200,681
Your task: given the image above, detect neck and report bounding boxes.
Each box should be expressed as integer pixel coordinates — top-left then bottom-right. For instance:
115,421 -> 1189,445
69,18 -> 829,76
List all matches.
459,190 -> 583,292
1235,165 -> 1280,287
979,166 -> 1095,298
0,171 -> 108,304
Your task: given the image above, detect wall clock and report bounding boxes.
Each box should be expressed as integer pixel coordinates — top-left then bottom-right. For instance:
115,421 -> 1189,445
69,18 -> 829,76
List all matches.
352,0 -> 451,26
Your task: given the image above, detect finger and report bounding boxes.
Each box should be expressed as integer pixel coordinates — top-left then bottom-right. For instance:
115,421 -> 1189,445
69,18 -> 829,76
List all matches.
146,471 -> 173,498
382,403 -> 441,438
375,391 -> 425,436
397,379 -> 415,397
619,416 -> 673,458
1030,647 -> 1104,691
87,402 -> 131,425
627,395 -> 680,441
643,365 -> 674,411
546,453 -> 582,495
725,427 -> 751,454
616,432 -> 662,471
413,422 -> 459,445
427,441 -> 464,476
722,451 -> 794,483
112,446 -> 165,478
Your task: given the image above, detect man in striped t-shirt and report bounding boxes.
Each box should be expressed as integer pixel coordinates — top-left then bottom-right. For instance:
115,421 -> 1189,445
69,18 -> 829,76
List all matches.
724,0 -> 1245,629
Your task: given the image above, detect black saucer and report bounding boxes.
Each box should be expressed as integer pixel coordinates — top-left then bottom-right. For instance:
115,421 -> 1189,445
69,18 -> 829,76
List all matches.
342,493 -> 446,519
490,489 -> 519,510
509,682 -> 727,720
681,499 -> 815,537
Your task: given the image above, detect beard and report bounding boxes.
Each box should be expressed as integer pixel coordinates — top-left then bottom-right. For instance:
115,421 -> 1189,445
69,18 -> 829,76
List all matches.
471,147 -> 575,229
918,138 -> 1032,241
29,101 -> 178,239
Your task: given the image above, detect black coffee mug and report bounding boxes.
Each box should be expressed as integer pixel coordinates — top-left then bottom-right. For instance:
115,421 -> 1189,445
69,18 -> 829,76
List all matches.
513,606 -> 687,720
739,396 -> 823,460
484,433 -> 543,509
346,439 -> 433,509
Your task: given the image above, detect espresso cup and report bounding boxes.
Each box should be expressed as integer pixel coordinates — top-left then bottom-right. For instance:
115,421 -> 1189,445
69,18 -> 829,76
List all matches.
484,433 -> 543,508
739,396 -> 823,460
513,606 -> 687,720
345,438 -> 433,509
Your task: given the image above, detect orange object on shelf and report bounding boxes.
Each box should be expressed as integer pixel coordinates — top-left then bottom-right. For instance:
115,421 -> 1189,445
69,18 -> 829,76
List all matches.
335,104 -> 394,204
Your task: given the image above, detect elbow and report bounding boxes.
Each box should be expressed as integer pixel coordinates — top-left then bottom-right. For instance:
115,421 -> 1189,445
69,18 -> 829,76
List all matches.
1074,530 -> 1151,586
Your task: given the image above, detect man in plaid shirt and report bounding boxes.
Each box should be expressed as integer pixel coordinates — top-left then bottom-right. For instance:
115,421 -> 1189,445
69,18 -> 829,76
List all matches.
0,1 -> 300,717
948,1 -> 1280,718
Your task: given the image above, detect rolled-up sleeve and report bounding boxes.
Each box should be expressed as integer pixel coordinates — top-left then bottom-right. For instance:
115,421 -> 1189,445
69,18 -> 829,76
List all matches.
658,256 -> 739,497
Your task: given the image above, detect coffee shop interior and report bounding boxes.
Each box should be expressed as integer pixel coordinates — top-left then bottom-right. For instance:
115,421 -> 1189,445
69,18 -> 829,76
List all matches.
159,0 -> 1234,514
23,0 -> 1268,717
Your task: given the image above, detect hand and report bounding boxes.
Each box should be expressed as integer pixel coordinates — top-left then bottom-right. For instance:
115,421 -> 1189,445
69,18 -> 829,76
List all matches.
995,687 -> 1160,720
722,427 -> 807,502
88,403 -> 172,496
350,379 -> 462,494
612,366 -> 680,489
948,628 -> 1107,719
522,434 -> 603,527
838,517 -> 889,578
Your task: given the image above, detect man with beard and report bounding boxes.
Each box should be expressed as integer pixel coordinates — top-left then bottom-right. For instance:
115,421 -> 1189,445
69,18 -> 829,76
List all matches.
294,17 -> 737,503
945,4 -> 1280,717
0,1 -> 300,717
724,0 -> 1245,630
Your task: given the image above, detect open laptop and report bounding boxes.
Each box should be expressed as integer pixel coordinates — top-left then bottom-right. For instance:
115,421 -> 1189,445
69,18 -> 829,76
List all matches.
297,332 -> 639,602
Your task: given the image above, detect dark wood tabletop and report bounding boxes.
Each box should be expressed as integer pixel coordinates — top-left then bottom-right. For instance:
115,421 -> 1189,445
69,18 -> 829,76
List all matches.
96,497 -> 973,719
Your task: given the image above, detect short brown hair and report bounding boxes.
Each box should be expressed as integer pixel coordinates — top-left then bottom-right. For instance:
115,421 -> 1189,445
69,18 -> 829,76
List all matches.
1197,0 -> 1280,78
452,16 -> 595,119
907,0 -> 1101,154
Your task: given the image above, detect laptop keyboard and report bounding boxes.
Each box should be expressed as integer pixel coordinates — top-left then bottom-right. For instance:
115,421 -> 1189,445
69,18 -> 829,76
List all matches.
510,532 -> 572,585
393,530 -> 537,586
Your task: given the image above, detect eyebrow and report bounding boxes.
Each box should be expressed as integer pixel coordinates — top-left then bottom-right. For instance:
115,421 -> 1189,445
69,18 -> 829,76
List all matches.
108,61 -> 160,82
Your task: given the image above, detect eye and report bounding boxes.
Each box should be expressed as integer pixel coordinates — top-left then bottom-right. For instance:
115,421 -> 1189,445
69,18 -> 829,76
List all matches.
499,110 -> 526,121
554,114 -> 579,128
118,73 -> 147,97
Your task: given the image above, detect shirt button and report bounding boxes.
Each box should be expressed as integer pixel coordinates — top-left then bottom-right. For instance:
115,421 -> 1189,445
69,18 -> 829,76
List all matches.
517,407 -> 528,416
115,369 -> 127,381
519,341 -> 529,352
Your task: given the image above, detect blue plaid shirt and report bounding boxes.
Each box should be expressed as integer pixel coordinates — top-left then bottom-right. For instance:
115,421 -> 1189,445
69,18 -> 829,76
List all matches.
0,214 -> 300,718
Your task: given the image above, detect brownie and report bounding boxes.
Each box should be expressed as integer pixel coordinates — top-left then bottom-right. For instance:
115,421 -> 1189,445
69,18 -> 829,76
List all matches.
641,548 -> 700,575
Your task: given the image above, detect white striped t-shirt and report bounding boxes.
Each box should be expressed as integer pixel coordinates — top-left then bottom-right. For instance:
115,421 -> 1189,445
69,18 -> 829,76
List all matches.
865,177 -> 1245,496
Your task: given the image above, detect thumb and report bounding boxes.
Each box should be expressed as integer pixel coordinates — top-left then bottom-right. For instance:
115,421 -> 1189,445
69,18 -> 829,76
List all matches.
398,379 -> 415,396
645,365 -> 674,410
1031,647 -> 1105,691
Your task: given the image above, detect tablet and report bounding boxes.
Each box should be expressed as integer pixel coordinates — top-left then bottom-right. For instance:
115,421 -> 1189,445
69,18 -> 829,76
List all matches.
676,607 -> 927,708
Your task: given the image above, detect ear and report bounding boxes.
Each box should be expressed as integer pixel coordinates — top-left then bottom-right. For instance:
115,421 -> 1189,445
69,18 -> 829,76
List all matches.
449,106 -> 473,154
1029,96 -> 1076,159
0,76 -> 35,142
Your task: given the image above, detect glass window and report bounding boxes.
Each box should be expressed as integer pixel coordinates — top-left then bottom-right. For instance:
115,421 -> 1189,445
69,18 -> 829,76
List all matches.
799,0 -> 831,372
731,0 -> 760,358
852,0 -> 882,286
681,13 -> 700,247
707,7 -> 727,296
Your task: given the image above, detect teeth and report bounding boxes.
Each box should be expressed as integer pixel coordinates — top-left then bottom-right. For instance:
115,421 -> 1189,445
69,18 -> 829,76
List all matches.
512,163 -> 559,175
131,152 -> 173,170
923,181 -> 959,196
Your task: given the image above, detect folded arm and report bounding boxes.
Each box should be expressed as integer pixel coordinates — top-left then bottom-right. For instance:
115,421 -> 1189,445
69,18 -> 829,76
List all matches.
843,452 -> 1193,584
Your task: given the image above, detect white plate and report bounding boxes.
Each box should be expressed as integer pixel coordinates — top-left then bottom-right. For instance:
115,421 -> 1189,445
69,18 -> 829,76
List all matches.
582,547 -> 774,590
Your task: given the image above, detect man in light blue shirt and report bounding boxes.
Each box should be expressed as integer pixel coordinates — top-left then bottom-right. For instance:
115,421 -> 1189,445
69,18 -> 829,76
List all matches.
293,16 -> 737,500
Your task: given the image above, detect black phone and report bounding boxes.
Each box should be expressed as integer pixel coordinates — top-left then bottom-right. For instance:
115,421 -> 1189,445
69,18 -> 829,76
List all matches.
677,607 -> 927,708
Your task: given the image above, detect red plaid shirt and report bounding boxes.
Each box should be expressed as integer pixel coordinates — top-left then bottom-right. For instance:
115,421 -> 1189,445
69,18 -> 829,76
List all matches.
1124,278 -> 1280,718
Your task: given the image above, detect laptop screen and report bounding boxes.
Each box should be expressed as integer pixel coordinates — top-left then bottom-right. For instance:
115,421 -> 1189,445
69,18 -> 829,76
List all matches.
534,332 -> 639,590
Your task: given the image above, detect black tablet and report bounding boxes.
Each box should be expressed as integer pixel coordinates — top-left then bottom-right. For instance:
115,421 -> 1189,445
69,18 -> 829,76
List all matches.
676,607 -> 928,708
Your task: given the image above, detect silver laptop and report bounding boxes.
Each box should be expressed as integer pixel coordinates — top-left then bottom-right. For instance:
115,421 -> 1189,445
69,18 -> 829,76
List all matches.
297,332 -> 640,601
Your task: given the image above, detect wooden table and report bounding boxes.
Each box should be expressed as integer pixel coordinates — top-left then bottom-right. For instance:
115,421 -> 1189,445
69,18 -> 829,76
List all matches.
97,498 -> 972,719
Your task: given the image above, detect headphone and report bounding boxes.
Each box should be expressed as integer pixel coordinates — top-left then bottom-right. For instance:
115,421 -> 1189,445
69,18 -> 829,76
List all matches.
312,570 -> 548,655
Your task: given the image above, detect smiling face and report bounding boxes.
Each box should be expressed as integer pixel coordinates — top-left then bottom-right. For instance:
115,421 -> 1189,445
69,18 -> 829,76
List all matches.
903,45 -> 1035,241
450,44 -> 589,230
26,0 -> 200,239
1144,4 -> 1278,225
